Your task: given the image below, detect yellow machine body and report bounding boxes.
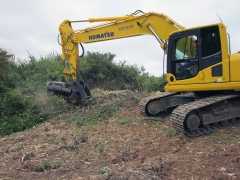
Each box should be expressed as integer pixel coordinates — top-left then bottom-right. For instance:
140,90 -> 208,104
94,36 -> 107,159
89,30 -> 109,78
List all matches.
165,23 -> 240,92
55,10 -> 240,104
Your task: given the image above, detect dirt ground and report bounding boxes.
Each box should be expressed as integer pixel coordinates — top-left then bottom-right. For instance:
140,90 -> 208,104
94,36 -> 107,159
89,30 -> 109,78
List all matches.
0,89 -> 240,180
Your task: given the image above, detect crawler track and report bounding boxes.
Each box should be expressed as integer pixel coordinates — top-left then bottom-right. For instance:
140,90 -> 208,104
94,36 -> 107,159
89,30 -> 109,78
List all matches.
139,92 -> 240,137
138,92 -> 178,117
170,94 -> 240,137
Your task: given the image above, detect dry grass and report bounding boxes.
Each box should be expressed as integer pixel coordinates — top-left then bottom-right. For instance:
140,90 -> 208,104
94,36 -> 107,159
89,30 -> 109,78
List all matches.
0,89 -> 240,179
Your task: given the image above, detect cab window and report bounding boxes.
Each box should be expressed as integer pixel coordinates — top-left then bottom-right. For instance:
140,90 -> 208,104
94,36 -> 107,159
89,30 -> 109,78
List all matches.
172,36 -> 198,80
201,26 -> 221,57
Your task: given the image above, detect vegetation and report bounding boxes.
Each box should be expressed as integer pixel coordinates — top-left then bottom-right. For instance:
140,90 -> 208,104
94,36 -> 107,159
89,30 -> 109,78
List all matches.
98,168 -> 106,174
37,160 -> 60,172
0,48 -> 166,137
80,51 -> 166,91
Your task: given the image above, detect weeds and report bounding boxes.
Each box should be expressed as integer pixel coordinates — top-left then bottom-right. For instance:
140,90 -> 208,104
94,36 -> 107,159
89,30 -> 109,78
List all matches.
98,104 -> 116,117
51,162 -> 61,169
85,149 -> 90,155
120,117 -> 130,125
130,92 -> 141,102
166,130 -> 182,137
37,160 -> 50,171
61,136 -> 67,145
75,118 -> 86,128
98,168 -> 106,174
81,129 -> 87,135
37,160 -> 60,172
44,135 -> 54,143
75,115 -> 98,128
61,136 -> 66,141
98,145 -> 105,152
74,103 -> 117,129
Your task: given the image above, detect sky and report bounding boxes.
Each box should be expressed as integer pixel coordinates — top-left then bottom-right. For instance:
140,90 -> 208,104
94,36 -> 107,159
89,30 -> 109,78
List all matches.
1,0 -> 240,76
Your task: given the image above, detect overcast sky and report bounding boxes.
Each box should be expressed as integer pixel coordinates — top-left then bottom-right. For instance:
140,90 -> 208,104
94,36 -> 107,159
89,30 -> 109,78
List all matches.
1,0 -> 240,76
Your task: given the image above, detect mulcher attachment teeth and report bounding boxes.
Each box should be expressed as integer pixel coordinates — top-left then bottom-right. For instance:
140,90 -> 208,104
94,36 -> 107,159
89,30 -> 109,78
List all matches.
46,80 -> 92,104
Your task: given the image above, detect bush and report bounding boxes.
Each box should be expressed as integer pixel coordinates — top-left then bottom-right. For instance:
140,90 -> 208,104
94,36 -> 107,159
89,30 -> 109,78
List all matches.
2,90 -> 31,115
80,51 -> 165,91
0,48 -> 166,136
0,89 -> 46,136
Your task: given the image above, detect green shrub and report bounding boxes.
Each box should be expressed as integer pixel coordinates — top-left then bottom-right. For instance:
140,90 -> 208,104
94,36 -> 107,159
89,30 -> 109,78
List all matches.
2,90 -> 31,115
0,89 -> 46,136
51,162 -> 61,169
98,168 -> 106,174
37,160 -> 60,171
0,48 -> 167,136
98,145 -> 105,152
80,51 -> 166,92
81,52 -> 142,91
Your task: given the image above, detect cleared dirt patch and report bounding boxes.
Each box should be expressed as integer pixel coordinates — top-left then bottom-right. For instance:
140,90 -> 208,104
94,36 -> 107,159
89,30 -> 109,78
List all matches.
0,89 -> 240,179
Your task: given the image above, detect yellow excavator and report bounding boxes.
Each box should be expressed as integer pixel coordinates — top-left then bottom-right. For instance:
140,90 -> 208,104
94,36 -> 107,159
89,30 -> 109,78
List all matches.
47,10 -> 240,137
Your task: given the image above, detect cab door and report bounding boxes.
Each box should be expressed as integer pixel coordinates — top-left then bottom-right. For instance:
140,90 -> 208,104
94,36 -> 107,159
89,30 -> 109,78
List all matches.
167,29 -> 203,85
200,25 -> 228,83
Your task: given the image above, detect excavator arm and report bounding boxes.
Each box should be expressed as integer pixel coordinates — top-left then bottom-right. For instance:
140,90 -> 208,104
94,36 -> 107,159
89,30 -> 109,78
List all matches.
47,10 -> 185,104
59,10 -> 185,82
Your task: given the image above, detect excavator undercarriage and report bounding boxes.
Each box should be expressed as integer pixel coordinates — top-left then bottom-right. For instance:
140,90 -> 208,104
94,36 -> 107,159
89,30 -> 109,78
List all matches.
139,92 -> 240,137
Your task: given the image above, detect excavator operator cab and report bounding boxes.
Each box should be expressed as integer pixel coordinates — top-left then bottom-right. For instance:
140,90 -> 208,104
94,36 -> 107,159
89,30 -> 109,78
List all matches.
167,24 -> 222,85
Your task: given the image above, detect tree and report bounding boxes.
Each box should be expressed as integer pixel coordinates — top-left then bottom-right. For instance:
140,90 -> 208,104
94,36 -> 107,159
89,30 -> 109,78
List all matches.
0,48 -> 14,71
0,48 -> 15,96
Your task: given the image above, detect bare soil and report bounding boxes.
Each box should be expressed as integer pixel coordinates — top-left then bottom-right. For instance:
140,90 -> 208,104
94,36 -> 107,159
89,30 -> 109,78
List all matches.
0,89 -> 240,180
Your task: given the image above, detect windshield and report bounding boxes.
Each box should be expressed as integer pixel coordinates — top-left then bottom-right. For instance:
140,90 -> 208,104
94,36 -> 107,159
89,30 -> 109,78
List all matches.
172,35 -> 199,80
173,36 -> 196,60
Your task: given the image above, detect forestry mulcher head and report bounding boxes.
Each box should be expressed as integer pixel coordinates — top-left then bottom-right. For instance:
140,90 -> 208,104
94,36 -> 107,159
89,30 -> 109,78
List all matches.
46,80 -> 92,104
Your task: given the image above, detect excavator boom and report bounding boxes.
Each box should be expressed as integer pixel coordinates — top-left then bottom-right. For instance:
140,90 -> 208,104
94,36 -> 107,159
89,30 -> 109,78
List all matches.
47,10 -> 185,104
58,11 -> 185,82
